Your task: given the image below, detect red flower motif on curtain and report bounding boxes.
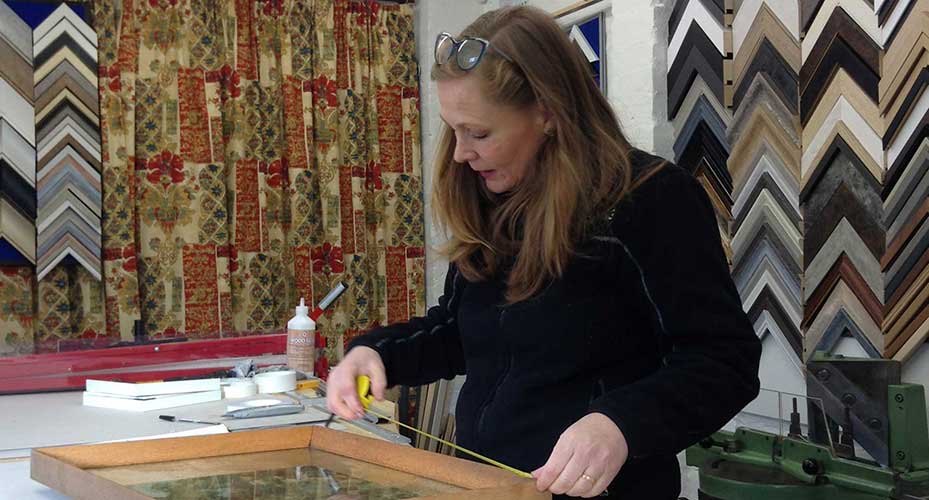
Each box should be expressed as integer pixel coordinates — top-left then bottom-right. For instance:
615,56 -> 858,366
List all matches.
103,65 -> 121,92
365,160 -> 383,191
315,355 -> 330,380
121,246 -> 138,273
260,0 -> 285,17
312,76 -> 338,108
211,65 -> 241,102
146,151 -> 185,188
351,1 -> 379,25
315,330 -> 330,380
264,159 -> 288,190
228,246 -> 240,273
159,327 -> 180,337
311,243 -> 345,275
148,0 -> 179,9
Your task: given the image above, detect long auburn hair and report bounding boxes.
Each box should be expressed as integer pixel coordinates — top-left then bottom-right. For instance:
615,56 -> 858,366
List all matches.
432,6 -> 643,303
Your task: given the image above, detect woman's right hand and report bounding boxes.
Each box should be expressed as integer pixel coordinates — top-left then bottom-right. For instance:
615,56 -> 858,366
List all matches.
325,346 -> 387,420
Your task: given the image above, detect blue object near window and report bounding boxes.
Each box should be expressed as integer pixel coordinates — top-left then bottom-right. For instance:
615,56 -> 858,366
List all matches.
4,1 -> 87,29
578,15 -> 601,89
565,13 -> 605,93
0,239 -> 31,266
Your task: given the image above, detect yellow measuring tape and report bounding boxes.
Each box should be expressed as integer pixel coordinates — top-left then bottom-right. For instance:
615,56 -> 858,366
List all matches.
355,375 -> 533,479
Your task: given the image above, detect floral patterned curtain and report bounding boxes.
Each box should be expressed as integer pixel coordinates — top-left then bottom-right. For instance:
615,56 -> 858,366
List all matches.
0,268 -> 37,355
0,0 -> 425,373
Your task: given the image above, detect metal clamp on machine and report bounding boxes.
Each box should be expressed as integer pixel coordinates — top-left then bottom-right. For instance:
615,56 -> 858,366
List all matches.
686,353 -> 929,500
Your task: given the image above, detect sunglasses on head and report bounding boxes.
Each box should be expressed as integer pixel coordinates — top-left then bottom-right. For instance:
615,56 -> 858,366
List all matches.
434,32 -> 513,71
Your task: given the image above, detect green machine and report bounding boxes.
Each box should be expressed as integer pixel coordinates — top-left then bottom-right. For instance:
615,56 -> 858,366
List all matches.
686,354 -> 929,499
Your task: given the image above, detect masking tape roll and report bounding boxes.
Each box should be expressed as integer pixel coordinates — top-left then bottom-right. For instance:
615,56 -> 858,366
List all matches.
223,380 -> 258,398
254,370 -> 297,393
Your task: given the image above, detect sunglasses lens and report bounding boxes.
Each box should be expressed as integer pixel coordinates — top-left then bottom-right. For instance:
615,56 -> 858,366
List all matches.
457,39 -> 484,70
435,35 -> 455,65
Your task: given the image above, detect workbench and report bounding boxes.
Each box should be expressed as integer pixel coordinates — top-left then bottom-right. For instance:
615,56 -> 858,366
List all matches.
0,389 -> 400,498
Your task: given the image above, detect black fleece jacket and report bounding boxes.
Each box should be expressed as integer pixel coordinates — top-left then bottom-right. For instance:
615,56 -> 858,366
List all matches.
348,151 -> 762,499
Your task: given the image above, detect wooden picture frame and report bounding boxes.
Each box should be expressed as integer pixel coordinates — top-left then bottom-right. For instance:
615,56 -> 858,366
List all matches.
31,425 -> 549,499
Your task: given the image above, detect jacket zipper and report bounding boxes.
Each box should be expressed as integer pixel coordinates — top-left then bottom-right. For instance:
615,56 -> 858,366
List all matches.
587,377 -> 608,407
476,353 -> 512,436
477,306 -> 510,437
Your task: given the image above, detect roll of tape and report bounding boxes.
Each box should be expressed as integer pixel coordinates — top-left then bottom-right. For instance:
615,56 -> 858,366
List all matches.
223,380 -> 258,398
254,370 -> 297,393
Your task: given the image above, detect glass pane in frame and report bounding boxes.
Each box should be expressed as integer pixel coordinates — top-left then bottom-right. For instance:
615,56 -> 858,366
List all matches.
91,448 -> 463,499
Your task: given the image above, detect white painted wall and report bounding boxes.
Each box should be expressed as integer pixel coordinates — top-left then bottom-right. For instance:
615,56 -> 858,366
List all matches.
608,0 -> 674,159
414,0 -> 492,309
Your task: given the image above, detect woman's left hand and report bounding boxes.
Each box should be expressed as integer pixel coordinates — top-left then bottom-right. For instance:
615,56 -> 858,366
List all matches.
532,412 -> 628,498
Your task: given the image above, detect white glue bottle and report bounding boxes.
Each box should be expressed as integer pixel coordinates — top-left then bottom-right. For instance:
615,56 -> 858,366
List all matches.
287,297 -> 315,375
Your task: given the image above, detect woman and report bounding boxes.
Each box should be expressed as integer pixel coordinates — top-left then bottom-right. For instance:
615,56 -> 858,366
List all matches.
326,6 -> 761,499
